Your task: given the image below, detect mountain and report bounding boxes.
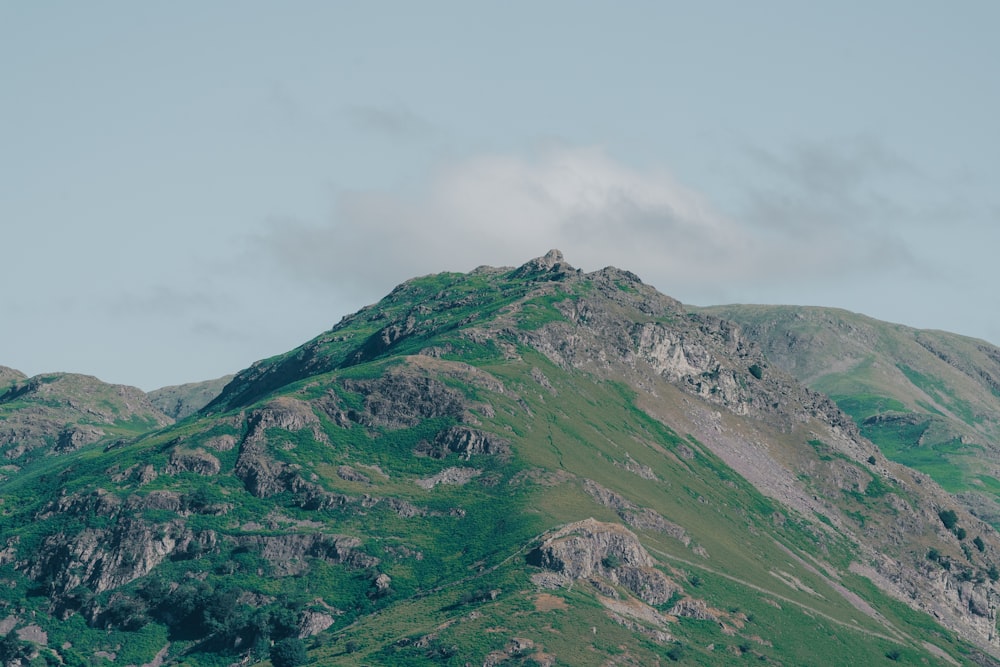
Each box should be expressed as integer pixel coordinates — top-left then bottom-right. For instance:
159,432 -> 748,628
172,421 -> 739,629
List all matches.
700,305 -> 1000,528
1,251 -> 999,666
149,375 -> 235,420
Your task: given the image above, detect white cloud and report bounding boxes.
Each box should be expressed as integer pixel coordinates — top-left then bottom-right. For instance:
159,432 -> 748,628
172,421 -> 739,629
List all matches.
251,146 -> 917,306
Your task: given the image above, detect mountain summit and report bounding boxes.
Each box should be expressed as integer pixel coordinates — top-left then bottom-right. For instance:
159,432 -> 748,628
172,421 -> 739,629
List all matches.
0,251 -> 998,665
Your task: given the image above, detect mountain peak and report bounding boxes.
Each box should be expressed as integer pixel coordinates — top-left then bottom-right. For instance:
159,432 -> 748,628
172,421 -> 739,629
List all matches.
511,248 -> 576,279
540,248 -> 565,265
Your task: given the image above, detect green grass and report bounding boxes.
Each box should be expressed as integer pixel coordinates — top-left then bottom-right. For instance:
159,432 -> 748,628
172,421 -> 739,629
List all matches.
830,393 -> 977,495
514,290 -> 572,330
898,365 -> 980,426
833,394 -> 908,421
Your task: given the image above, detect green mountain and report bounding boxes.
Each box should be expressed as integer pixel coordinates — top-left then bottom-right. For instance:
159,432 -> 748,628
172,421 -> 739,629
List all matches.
700,304 -> 1000,528
1,252 -> 999,666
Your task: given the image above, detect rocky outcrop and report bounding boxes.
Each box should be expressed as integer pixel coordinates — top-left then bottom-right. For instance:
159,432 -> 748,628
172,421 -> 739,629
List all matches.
583,480 -> 689,546
527,519 -> 679,605
337,465 -> 371,484
416,467 -> 482,490
231,533 -> 377,576
510,249 -> 577,280
55,425 -> 105,452
165,448 -> 221,476
243,397 -> 325,444
298,610 -> 337,638
234,397 -> 326,497
417,426 -> 511,460
855,552 -> 1000,650
21,513 -> 216,597
343,371 -> 466,429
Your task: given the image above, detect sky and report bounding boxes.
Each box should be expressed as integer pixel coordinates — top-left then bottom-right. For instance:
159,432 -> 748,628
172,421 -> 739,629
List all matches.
2,2 -> 999,391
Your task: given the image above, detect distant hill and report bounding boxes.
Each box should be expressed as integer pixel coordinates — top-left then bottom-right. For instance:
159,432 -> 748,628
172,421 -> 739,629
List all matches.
700,304 -> 1000,527
0,252 -> 998,665
0,371 -> 172,472
0,365 -> 26,389
149,374 -> 235,420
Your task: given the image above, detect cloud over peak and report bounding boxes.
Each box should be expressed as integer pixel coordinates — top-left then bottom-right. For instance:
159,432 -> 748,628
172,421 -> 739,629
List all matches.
252,145 -> 915,305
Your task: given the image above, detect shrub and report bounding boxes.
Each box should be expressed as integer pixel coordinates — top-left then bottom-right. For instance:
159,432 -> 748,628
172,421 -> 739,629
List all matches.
100,594 -> 149,631
974,536 -> 986,552
955,526 -> 967,540
666,643 -> 685,661
938,509 -> 958,530
748,364 -> 763,380
0,632 -> 30,664
271,637 -> 308,667
867,455 -> 876,465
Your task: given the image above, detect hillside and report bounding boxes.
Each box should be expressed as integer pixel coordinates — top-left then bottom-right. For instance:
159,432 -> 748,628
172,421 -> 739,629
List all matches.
700,305 -> 1000,527
0,252 -> 998,665
0,371 -> 173,474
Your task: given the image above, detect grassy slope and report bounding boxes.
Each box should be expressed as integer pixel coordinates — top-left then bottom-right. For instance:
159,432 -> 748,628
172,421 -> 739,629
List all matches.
320,348 -> 977,666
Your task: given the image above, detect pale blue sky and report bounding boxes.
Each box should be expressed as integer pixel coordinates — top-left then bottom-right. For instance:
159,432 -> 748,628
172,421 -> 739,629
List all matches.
3,2 -> 998,390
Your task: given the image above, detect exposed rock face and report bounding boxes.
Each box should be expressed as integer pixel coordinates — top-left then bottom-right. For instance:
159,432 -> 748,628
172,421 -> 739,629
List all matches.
234,398 -> 326,497
244,396 -> 325,443
416,467 -> 482,490
528,519 -> 679,606
510,249 -> 576,280
373,572 -> 392,593
337,465 -> 371,484
204,434 -> 236,451
298,610 -> 337,638
513,270 -> 858,436
231,533 -> 377,576
343,371 -> 466,429
418,426 -> 511,460
21,512 -> 215,596
57,426 -> 106,453
165,448 -> 221,476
